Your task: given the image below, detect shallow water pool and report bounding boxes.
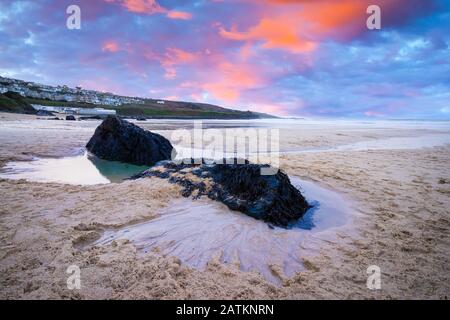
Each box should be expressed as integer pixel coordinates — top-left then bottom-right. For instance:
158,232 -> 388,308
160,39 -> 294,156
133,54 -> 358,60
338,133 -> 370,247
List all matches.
0,152 -> 148,185
0,151 -> 357,283
94,176 -> 355,284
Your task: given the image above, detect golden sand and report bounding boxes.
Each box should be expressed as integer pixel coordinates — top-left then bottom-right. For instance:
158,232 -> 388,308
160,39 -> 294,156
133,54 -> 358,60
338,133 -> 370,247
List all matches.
0,112 -> 449,299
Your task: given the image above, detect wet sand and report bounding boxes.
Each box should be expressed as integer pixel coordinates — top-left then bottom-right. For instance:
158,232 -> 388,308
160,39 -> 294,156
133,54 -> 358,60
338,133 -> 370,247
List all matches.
0,112 -> 449,299
92,177 -> 354,285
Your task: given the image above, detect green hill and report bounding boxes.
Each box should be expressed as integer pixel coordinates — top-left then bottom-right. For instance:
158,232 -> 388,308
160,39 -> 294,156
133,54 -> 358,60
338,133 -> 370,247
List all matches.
0,91 -> 36,114
24,97 -> 276,119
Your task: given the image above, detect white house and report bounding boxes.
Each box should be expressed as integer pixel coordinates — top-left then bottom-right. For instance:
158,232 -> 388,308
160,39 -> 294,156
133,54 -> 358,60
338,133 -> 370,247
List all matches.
32,104 -> 116,116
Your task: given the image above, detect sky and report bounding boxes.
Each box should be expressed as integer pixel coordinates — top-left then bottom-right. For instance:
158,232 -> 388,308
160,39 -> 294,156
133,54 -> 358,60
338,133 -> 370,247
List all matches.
0,0 -> 449,119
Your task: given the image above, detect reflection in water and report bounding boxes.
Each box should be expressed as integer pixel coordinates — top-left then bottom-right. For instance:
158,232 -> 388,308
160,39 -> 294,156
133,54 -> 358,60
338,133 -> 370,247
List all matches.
94,177 -> 354,284
87,155 -> 149,183
0,152 -> 148,185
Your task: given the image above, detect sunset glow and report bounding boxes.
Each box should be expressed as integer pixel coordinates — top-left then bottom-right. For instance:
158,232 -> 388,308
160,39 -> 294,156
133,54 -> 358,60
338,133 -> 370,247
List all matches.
0,0 -> 449,118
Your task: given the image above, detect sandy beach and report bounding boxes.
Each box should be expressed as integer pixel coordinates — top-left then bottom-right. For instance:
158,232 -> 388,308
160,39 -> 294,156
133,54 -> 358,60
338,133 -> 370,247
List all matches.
0,112 -> 449,299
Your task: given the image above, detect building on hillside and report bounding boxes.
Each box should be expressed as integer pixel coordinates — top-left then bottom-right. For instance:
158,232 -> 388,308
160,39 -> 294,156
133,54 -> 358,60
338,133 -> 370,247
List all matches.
32,104 -> 117,116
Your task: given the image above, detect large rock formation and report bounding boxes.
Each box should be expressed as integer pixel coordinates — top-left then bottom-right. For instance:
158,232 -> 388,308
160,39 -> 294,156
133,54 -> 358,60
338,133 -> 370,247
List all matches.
86,115 -> 174,166
133,160 -> 311,227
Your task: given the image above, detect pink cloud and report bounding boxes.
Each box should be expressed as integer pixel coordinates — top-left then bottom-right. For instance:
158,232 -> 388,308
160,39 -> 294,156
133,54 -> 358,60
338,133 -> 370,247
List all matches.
102,41 -> 119,53
201,60 -> 267,102
163,68 -> 177,79
107,0 -> 193,21
251,103 -> 287,116
145,47 -> 198,79
219,0 -> 423,53
162,48 -> 197,66
161,48 -> 197,79
116,0 -> 166,14
167,11 -> 193,20
190,93 -> 202,102
220,18 -> 317,54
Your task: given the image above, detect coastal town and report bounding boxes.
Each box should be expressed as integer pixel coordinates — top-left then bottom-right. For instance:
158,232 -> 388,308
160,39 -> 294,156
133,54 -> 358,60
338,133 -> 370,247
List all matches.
0,76 -> 144,107
0,76 -> 271,119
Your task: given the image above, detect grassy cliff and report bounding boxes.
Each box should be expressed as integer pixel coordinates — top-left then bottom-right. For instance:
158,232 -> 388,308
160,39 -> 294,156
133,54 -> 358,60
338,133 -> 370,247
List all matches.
0,92 -> 36,114
25,97 -> 276,119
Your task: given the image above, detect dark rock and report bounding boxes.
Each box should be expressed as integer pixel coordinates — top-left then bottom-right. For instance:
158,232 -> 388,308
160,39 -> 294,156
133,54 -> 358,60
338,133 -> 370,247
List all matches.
133,160 -> 310,227
36,109 -> 55,116
136,117 -> 147,121
65,115 -> 76,121
86,115 -> 175,166
79,115 -> 102,120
